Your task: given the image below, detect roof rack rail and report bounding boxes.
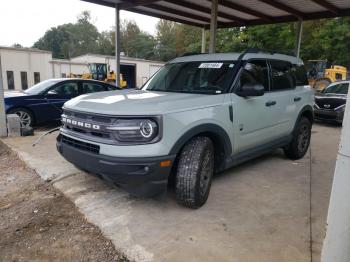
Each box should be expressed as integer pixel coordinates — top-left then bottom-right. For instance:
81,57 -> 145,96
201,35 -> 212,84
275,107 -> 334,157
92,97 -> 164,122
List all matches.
180,52 -> 207,57
241,47 -> 294,57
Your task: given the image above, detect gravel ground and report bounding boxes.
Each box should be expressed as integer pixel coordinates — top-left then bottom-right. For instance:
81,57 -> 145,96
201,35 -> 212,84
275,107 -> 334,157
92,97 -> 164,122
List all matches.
0,144 -> 128,262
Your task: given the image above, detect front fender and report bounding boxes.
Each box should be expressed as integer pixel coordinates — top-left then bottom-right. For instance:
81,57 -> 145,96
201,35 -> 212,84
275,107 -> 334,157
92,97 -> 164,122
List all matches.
169,123 -> 232,156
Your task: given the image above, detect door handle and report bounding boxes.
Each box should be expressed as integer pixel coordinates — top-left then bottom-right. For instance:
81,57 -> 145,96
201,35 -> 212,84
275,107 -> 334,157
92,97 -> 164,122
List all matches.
265,101 -> 276,107
294,97 -> 302,102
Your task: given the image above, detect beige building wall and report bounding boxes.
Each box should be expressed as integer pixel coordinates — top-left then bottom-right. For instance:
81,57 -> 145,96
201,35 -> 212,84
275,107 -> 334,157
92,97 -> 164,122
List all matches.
0,47 -> 51,91
0,47 -> 164,90
51,60 -> 89,78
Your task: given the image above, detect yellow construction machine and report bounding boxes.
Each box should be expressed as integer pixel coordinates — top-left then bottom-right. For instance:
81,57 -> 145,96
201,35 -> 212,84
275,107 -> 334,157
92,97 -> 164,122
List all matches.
69,63 -> 127,88
306,60 -> 347,92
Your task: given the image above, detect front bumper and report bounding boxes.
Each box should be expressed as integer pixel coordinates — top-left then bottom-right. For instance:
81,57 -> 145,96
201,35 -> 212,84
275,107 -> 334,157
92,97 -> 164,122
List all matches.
56,134 -> 176,197
314,108 -> 344,123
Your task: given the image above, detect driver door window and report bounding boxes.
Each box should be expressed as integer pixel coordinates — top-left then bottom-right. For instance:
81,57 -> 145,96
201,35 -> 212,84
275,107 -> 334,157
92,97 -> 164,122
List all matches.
50,82 -> 79,97
239,60 -> 269,91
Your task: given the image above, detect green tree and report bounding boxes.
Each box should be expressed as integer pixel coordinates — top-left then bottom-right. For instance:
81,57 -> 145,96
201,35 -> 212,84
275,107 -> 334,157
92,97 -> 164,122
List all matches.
155,20 -> 177,61
33,11 -> 100,58
120,20 -> 156,59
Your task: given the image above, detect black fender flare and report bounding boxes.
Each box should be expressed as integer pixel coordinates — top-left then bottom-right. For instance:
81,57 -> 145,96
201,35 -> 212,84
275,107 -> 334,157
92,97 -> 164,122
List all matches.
293,105 -> 314,134
169,123 -> 232,157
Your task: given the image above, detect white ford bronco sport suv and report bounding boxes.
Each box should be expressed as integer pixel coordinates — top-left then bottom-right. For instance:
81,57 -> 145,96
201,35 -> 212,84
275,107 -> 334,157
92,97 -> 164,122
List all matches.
57,49 -> 314,208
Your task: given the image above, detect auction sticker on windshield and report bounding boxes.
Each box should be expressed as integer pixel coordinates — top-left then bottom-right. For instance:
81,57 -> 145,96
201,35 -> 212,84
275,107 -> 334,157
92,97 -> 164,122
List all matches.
199,63 -> 223,69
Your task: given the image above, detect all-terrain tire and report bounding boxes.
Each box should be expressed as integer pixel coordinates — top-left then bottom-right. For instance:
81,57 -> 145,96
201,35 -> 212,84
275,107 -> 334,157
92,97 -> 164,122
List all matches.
284,117 -> 312,160
175,136 -> 214,209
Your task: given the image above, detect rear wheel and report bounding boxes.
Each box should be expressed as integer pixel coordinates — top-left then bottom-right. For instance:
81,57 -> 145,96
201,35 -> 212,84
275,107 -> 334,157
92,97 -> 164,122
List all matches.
8,108 -> 34,127
175,137 -> 214,209
284,117 -> 311,160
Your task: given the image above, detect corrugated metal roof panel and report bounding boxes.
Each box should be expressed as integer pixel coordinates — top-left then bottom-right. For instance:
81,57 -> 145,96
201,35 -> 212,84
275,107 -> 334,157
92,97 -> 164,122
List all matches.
135,6 -> 208,25
285,0 -> 327,12
83,0 -> 350,28
330,0 -> 350,8
156,1 -> 232,22
231,0 -> 290,16
218,6 -> 258,20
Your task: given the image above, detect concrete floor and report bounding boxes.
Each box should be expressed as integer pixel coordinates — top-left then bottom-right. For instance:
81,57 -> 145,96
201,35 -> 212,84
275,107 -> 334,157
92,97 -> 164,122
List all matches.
0,123 -> 341,262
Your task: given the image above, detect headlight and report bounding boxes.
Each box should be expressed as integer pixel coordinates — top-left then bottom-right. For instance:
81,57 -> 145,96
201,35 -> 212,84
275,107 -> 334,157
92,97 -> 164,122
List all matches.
335,104 -> 346,111
107,119 -> 159,143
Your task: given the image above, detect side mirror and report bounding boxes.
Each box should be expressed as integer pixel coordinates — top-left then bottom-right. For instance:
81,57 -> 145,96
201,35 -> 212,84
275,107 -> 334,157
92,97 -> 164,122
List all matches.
236,83 -> 265,97
47,90 -> 58,96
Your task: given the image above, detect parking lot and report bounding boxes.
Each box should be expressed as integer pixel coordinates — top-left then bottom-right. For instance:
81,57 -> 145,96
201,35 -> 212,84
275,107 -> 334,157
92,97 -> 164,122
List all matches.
0,122 -> 340,261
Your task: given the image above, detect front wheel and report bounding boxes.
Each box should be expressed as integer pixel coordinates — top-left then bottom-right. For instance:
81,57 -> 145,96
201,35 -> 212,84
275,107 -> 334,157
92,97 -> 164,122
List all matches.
175,137 -> 214,209
284,117 -> 311,160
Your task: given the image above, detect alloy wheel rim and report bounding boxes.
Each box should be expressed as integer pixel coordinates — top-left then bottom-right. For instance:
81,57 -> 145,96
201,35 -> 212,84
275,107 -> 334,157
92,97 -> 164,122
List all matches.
15,111 -> 31,127
297,124 -> 310,153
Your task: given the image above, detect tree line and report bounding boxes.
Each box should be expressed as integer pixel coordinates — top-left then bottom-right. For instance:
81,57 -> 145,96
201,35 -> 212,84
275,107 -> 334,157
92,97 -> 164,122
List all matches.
31,11 -> 350,67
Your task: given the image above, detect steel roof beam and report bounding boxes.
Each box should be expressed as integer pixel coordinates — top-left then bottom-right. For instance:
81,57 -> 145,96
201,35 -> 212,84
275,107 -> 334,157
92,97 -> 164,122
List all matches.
119,0 -> 161,9
140,4 -> 213,23
163,0 -> 247,26
127,7 -> 206,27
83,0 -> 116,8
310,0 -> 339,14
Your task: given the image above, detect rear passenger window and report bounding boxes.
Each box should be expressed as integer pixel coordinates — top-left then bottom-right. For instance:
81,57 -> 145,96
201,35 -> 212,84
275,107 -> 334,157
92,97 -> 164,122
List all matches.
83,83 -> 107,93
270,60 -> 295,91
51,82 -> 79,97
239,60 -> 269,91
292,64 -> 308,86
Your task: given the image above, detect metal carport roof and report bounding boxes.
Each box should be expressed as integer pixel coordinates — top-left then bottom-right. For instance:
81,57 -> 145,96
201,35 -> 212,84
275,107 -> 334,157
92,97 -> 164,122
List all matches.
82,0 -> 350,28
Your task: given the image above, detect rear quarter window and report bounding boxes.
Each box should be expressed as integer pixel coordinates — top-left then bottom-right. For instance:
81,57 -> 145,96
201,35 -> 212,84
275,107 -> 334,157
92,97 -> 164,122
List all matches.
292,64 -> 309,86
269,60 -> 295,91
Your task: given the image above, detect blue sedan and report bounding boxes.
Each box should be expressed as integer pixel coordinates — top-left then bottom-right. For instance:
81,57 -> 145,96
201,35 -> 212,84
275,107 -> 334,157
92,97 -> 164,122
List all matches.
4,78 -> 119,127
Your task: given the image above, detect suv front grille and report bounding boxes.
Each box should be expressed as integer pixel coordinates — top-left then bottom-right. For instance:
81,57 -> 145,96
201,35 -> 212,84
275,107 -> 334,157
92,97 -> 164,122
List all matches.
62,110 -> 115,142
64,110 -> 112,124
62,135 -> 100,154
65,125 -> 111,139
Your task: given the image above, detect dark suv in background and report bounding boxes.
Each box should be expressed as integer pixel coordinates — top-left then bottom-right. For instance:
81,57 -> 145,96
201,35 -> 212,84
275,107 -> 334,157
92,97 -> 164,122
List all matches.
314,81 -> 349,123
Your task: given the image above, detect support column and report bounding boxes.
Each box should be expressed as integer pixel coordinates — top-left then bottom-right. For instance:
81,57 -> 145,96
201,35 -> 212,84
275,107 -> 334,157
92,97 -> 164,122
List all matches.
0,55 -> 7,137
321,91 -> 350,262
208,0 -> 218,54
115,4 -> 121,87
201,28 -> 206,53
295,20 -> 303,58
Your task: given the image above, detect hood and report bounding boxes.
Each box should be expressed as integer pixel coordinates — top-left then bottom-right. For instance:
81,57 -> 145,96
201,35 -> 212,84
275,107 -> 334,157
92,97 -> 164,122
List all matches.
315,93 -> 347,110
64,89 -> 225,115
4,91 -> 29,98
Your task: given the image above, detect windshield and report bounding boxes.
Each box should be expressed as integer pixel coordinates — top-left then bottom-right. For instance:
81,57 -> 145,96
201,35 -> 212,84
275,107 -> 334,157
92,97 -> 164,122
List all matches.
24,79 -> 61,95
142,61 -> 237,94
322,83 -> 349,95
